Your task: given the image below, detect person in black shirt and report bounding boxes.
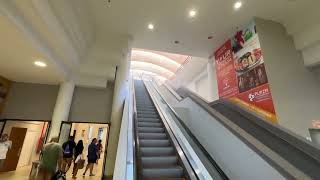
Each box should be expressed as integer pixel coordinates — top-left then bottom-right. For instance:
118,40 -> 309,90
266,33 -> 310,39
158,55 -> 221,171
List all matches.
72,140 -> 84,179
61,136 -> 76,173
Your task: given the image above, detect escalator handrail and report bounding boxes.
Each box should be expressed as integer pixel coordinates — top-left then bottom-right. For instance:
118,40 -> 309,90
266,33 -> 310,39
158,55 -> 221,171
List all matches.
178,87 -> 320,162
126,78 -> 137,180
150,81 -> 229,180
173,86 -> 320,179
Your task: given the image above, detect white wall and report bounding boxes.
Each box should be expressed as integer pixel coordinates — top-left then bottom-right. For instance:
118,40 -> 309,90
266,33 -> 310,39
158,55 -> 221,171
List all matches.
256,18 -> 320,138
186,65 -> 219,102
3,120 -> 45,168
158,86 -> 286,180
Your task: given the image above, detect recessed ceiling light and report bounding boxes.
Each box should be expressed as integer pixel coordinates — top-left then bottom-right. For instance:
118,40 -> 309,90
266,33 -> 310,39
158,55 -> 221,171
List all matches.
234,1 -> 242,9
34,61 -> 47,67
189,10 -> 197,18
148,23 -> 154,30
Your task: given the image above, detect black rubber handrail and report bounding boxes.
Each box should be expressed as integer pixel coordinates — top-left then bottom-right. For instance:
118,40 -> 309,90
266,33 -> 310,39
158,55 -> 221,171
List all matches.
151,82 -> 229,180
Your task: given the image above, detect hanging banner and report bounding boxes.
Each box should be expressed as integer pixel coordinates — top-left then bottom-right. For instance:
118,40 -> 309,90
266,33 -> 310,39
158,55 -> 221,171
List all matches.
214,40 -> 239,99
214,22 -> 277,123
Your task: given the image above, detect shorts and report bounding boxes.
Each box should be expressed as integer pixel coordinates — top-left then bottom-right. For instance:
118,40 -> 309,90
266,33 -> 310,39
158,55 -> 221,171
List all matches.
88,159 -> 97,164
63,157 -> 73,165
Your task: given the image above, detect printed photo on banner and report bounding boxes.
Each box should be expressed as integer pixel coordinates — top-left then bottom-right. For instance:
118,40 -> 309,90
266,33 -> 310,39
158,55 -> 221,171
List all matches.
213,21 -> 277,122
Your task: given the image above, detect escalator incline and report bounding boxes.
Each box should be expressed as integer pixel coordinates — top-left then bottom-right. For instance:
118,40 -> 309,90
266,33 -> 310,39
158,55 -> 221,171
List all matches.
134,81 -> 186,180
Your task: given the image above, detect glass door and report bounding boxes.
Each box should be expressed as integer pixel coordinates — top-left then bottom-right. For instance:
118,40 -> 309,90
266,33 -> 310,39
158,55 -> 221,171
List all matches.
58,122 -> 72,144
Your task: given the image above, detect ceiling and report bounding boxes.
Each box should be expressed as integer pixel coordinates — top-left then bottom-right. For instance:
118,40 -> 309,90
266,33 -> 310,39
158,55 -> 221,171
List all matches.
89,0 -> 320,57
0,0 -> 319,87
0,15 -> 64,84
131,49 -> 189,80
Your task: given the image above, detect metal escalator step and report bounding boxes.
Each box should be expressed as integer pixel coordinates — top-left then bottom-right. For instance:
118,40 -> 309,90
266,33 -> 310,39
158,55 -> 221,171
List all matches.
138,114 -> 159,119
140,139 -> 170,147
142,166 -> 184,179
138,118 -> 161,123
138,113 -> 158,117
139,127 -> 164,133
138,122 -> 162,127
138,110 -> 157,114
140,147 -> 175,156
141,156 -> 178,168
139,133 -> 167,140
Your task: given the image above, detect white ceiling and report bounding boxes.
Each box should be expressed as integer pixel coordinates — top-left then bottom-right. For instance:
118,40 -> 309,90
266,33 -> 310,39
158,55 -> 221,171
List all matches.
0,0 -> 319,86
89,0 -> 320,57
0,15 -> 64,84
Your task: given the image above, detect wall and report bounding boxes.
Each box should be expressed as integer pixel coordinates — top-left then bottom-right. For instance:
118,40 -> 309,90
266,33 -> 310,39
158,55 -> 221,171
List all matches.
256,18 -> 320,137
68,85 -> 114,123
186,65 -> 219,102
158,84 -> 285,180
0,82 -> 59,120
2,120 -> 45,168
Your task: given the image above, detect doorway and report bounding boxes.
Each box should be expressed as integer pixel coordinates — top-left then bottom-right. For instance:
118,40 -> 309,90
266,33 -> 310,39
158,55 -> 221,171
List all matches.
58,121 -> 110,179
0,120 -> 50,176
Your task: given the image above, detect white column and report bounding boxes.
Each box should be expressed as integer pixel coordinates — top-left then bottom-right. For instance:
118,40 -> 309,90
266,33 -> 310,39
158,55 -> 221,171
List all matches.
48,81 -> 75,140
207,59 -> 216,102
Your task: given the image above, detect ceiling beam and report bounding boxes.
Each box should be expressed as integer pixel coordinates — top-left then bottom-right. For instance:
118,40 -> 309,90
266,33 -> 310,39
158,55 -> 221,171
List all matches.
31,0 -> 80,67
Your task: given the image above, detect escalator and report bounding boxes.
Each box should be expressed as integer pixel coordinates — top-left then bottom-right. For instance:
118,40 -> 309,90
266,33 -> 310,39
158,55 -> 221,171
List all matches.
115,79 -> 320,179
159,85 -> 320,179
134,80 -> 188,179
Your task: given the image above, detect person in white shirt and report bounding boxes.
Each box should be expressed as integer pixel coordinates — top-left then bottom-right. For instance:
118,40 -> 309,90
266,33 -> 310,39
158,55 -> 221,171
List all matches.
0,133 -> 12,169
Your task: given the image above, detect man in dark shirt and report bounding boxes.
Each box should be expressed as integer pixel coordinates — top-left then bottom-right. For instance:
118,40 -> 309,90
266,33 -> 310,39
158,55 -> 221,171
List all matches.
61,136 -> 76,173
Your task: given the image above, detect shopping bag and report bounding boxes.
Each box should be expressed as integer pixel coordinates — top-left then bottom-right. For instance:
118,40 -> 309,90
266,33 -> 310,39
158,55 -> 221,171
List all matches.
78,159 -> 85,169
75,155 -> 81,163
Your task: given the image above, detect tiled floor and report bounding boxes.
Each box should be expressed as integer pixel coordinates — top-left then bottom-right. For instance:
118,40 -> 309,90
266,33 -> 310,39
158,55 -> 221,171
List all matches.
0,159 -> 105,180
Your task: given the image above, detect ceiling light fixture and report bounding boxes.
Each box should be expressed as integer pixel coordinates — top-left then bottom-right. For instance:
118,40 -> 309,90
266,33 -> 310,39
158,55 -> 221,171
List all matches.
234,1 -> 242,9
189,10 -> 197,18
34,61 -> 47,67
148,23 -> 154,30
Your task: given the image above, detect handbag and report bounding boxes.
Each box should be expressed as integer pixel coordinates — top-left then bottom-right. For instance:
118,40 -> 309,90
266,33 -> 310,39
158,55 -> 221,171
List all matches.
77,159 -> 85,169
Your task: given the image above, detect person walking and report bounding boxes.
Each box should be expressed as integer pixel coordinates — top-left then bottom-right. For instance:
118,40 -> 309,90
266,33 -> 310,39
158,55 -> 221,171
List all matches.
96,139 -> 103,162
72,140 -> 84,179
0,133 -> 12,170
61,136 -> 76,173
37,137 -> 63,180
83,138 -> 98,176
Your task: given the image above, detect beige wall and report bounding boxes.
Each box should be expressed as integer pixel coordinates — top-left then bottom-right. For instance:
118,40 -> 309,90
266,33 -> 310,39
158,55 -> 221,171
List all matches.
256,18 -> 320,137
69,85 -> 114,123
0,82 -> 59,120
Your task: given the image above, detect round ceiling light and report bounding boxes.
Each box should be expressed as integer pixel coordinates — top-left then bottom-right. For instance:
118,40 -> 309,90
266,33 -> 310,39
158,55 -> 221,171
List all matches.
189,10 -> 197,18
34,61 -> 47,67
234,1 -> 242,9
148,23 -> 154,30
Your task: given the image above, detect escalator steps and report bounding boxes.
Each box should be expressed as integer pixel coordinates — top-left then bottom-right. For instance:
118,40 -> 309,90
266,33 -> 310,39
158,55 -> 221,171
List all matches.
135,81 -> 185,180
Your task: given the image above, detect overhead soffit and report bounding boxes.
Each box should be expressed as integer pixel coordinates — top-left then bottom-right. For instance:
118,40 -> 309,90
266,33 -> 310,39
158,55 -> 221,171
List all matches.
131,48 -> 189,79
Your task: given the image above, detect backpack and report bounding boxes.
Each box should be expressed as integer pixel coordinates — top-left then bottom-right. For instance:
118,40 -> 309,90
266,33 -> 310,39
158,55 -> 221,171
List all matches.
63,144 -> 71,155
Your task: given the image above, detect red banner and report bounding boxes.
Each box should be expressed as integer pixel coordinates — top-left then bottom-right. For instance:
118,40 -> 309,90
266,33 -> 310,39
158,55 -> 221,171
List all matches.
213,22 -> 277,123
214,40 -> 239,99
